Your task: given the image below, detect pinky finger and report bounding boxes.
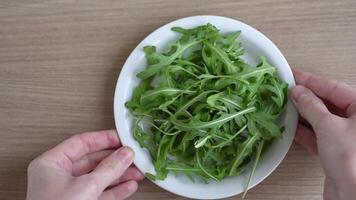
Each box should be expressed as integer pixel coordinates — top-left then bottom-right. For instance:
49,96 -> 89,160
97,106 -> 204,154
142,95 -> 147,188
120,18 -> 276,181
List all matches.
295,123 -> 318,155
99,181 -> 138,200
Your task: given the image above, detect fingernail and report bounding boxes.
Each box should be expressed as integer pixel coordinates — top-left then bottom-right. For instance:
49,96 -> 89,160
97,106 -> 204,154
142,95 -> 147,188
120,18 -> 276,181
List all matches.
116,147 -> 134,164
291,85 -> 309,104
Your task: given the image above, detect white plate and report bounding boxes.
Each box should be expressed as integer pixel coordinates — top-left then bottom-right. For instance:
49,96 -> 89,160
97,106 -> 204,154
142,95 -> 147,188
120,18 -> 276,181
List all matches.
114,15 -> 298,199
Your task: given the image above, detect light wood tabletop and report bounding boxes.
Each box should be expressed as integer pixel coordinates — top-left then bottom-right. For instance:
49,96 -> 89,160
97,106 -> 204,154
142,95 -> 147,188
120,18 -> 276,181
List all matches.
1,0 -> 355,199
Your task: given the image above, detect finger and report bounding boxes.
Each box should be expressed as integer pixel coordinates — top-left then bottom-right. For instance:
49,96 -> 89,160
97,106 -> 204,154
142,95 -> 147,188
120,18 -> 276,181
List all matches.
293,68 -> 356,117
110,166 -> 144,186
99,180 -> 138,200
294,123 -> 318,155
89,147 -> 134,190
347,102 -> 356,118
41,130 -> 120,172
291,85 -> 334,129
72,150 -> 115,176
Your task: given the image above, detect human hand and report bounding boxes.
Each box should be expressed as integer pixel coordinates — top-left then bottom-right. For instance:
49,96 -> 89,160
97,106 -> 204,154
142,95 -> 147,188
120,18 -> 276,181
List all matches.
26,130 -> 144,200
291,69 -> 356,200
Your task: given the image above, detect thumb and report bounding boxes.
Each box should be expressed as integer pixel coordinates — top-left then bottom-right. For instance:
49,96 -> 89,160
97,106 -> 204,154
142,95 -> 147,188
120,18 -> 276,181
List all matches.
291,85 -> 332,128
85,147 -> 134,192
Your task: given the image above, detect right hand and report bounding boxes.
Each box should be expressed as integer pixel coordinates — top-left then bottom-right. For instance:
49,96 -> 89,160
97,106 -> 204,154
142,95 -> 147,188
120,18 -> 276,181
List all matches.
291,69 -> 356,200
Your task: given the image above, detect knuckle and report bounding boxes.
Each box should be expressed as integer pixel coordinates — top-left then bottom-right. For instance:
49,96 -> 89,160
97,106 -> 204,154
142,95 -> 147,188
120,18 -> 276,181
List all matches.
69,134 -> 82,143
73,134 -> 88,150
332,79 -> 346,91
27,158 -> 44,172
27,159 -> 38,172
105,131 -> 120,147
100,157 -> 122,172
300,93 -> 320,107
78,133 -> 97,152
76,132 -> 108,153
303,72 -> 315,86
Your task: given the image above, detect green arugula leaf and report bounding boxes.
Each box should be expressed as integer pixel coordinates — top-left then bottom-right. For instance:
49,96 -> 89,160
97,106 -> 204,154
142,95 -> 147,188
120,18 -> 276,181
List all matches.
125,23 -> 288,197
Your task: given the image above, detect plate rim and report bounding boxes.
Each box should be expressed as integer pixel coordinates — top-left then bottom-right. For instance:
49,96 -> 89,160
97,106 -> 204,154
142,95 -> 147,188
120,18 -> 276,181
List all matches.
113,15 -> 298,199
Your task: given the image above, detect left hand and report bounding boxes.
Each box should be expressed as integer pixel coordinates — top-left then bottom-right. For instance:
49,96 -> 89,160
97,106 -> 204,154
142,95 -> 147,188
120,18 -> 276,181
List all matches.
26,130 -> 144,200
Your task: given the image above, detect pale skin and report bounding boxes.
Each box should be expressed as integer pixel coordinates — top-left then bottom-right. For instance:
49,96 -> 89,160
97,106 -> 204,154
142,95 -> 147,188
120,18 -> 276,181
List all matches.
26,130 -> 144,200
291,69 -> 356,200
26,69 -> 356,200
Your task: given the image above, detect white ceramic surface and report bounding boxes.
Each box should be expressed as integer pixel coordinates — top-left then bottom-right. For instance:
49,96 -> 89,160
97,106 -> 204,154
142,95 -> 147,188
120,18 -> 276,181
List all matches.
114,15 -> 298,199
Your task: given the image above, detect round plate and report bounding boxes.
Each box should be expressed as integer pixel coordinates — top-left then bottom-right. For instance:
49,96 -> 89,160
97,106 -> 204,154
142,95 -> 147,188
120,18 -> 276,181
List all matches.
114,15 -> 298,199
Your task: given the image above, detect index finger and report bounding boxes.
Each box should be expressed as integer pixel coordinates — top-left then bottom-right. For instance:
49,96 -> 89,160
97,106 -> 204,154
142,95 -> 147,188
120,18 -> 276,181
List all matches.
293,68 -> 356,116
41,130 -> 121,171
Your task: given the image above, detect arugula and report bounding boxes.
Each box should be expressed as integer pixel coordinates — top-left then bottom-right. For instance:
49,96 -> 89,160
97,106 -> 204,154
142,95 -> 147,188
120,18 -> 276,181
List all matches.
126,23 -> 288,198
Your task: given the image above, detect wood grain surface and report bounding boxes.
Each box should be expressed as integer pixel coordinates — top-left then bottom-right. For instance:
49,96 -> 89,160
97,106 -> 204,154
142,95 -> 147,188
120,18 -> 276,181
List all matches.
1,0 -> 356,199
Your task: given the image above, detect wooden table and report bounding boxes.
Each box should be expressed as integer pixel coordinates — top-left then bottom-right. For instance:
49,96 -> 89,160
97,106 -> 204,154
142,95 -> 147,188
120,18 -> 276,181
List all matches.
1,0 -> 355,199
